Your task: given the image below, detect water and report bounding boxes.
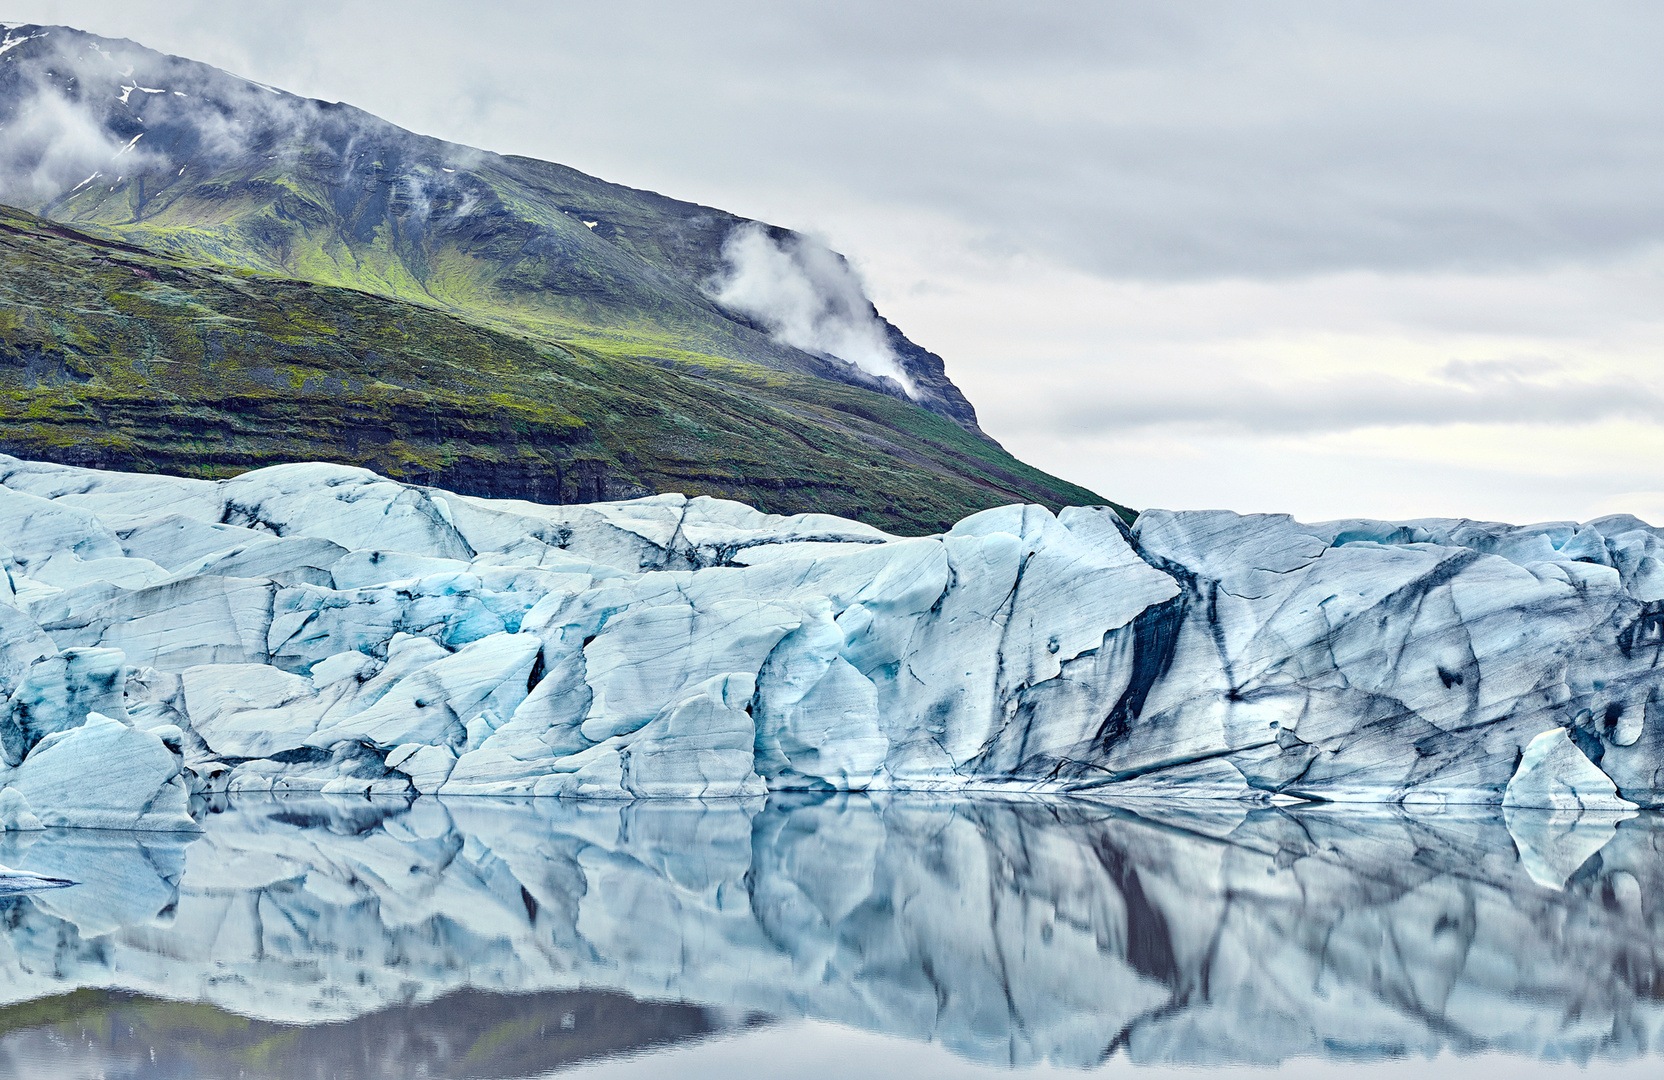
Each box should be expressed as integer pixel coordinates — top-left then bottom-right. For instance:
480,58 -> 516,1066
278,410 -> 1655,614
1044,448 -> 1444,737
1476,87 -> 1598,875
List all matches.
0,794 -> 1659,1078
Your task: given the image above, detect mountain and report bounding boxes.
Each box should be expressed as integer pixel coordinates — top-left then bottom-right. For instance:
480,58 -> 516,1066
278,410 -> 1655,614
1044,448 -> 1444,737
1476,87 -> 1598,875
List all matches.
0,23 -> 1118,530
0,203 -> 1102,530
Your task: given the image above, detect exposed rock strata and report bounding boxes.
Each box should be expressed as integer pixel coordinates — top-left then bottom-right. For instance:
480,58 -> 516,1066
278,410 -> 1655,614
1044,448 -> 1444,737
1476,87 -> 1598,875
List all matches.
0,455 -> 1659,824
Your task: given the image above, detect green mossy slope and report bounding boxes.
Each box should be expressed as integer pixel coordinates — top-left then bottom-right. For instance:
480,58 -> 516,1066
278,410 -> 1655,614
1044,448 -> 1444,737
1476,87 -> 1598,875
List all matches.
0,205 -> 1122,533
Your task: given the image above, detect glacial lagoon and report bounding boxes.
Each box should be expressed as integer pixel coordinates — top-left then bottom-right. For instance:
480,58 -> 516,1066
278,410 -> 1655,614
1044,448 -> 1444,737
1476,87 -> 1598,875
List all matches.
1,794 -> 1661,1078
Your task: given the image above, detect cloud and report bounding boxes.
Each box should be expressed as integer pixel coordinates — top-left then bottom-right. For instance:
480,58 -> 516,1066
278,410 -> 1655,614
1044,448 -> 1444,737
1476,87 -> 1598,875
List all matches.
0,43 -> 167,202
17,3 -> 1663,282
0,27 -> 312,207
1036,373 -> 1664,436
709,224 -> 916,395
0,23 -> 496,240
9,2 -> 1664,524
1438,357 -> 1568,385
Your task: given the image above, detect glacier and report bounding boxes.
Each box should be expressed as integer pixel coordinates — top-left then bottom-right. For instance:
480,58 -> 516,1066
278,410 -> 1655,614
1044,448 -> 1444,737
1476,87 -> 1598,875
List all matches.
0,453 -> 1661,827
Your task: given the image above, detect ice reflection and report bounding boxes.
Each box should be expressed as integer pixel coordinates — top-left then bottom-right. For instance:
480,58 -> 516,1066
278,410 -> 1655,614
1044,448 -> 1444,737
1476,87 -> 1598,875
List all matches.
0,795 -> 1661,1076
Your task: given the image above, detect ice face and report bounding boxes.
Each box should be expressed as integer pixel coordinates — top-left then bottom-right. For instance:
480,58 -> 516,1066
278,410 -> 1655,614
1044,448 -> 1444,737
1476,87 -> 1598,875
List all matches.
1120,510 -> 1664,805
0,453 -> 1661,822
0,794 -> 1661,1071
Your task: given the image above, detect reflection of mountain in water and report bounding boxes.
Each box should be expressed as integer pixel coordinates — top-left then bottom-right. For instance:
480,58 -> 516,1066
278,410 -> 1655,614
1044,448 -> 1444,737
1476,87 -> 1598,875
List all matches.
0,987 -> 732,1079
0,795 -> 1661,1074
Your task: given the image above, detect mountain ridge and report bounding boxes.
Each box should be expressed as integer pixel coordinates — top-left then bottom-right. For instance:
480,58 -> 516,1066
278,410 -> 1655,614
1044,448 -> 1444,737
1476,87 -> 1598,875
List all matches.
0,22 -> 981,429
0,201 -> 1116,531
0,22 -> 1124,531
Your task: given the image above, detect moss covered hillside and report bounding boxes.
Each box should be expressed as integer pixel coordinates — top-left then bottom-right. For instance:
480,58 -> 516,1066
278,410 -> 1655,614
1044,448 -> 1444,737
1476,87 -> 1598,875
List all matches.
1,24 -> 984,434
0,205 -> 1120,533
0,24 -> 1124,531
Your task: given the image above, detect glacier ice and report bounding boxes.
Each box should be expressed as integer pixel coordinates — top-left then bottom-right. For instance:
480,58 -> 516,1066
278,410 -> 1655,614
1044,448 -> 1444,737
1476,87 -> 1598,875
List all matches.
0,453 -> 1661,824
1502,728 -> 1637,887
1505,727 -> 1636,812
0,787 -> 39,831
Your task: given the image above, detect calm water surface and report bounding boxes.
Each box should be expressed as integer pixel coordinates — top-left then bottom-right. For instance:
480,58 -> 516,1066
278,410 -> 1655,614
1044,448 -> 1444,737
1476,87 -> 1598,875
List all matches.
0,794 -> 1659,1078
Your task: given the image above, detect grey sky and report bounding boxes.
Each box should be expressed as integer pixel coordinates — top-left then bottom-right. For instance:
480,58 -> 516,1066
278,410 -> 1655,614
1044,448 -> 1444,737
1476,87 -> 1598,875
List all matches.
6,1 -> 1662,522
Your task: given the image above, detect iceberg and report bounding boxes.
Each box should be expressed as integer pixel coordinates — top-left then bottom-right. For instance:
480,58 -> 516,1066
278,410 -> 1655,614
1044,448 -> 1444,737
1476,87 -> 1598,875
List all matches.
0,454 -> 1660,822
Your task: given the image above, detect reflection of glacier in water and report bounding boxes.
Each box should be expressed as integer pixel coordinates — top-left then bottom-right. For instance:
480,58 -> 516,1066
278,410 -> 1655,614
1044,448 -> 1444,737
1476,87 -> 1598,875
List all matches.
1,795 -> 1662,1076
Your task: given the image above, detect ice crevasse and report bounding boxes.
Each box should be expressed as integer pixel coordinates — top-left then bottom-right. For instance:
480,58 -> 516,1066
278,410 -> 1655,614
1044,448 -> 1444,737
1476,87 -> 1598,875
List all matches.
0,454 -> 1658,829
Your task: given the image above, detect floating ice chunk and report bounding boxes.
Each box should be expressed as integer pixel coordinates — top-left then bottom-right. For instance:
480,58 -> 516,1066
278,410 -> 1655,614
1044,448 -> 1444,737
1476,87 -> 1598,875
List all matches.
1502,729 -> 1638,885
0,864 -> 71,892
3,713 -> 195,831
0,786 -> 41,831
1505,805 -> 1631,890
388,743 -> 456,794
1503,728 -> 1635,812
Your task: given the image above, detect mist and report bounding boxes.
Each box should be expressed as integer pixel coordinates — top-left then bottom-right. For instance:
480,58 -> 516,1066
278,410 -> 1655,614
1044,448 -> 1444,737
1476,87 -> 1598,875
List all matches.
0,25 -> 413,215
0,31 -> 167,203
711,224 -> 916,396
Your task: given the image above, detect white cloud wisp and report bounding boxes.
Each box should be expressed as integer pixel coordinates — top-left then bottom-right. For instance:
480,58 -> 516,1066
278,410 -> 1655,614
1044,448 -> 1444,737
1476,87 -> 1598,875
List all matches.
710,223 -> 916,397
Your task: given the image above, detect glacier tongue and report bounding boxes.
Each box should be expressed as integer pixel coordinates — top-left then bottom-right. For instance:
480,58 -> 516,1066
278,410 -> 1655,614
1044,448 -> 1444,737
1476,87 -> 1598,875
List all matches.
0,453 -> 1661,822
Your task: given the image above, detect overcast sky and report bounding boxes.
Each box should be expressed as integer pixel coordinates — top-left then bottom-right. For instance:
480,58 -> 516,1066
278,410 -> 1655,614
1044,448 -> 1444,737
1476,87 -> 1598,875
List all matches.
8,1 -> 1663,523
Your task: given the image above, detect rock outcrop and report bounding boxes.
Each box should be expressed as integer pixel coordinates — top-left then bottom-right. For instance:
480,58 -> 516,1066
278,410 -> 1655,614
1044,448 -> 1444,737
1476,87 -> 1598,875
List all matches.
0,454 -> 1660,824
